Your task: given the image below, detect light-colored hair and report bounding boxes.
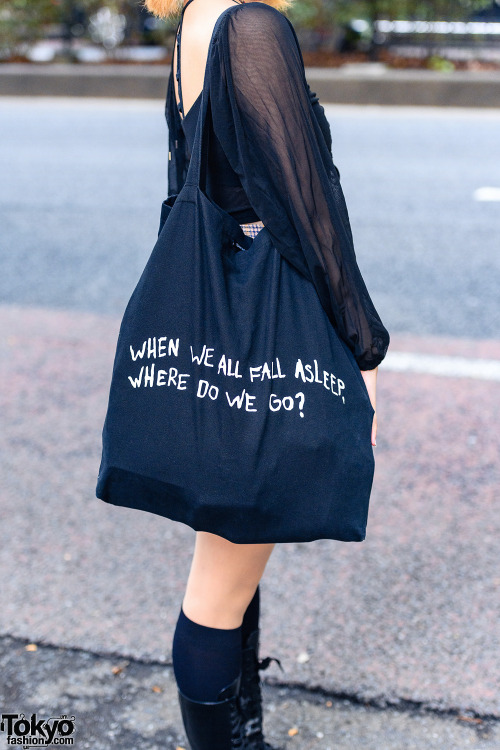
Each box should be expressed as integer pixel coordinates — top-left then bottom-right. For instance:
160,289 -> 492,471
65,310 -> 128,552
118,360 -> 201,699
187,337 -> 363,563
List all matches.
143,0 -> 293,21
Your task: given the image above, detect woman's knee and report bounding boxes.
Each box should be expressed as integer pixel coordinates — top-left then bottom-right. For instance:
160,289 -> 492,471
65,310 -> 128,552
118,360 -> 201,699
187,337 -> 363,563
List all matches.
182,585 -> 255,628
182,532 -> 275,628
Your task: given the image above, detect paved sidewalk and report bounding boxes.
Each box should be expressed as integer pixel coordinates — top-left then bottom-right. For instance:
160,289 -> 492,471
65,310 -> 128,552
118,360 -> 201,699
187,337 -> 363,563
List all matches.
1,635 -> 497,749
1,303 -> 500,748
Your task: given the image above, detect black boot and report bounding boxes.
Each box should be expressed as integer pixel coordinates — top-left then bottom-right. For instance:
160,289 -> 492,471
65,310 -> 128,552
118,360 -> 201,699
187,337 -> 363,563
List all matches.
177,672 -> 248,750
239,629 -> 284,750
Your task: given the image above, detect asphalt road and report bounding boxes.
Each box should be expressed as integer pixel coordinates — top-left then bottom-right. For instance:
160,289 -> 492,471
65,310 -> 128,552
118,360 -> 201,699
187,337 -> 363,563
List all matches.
1,98 -> 499,338
1,99 -> 499,750
1,634 -> 497,750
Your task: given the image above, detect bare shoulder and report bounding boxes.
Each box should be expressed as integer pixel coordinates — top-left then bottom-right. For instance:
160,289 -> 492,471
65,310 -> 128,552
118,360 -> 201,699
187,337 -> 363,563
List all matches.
183,0 -> 242,35
174,0 -> 248,112
184,1 -> 289,44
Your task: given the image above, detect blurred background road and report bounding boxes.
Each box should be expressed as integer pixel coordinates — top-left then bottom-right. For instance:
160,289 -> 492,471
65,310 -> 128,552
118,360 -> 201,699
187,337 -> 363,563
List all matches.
1,96 -> 499,749
1,98 -> 499,334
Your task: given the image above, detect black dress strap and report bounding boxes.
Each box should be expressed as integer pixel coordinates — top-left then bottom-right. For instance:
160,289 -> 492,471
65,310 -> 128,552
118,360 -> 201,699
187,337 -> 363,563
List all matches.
175,0 -> 198,119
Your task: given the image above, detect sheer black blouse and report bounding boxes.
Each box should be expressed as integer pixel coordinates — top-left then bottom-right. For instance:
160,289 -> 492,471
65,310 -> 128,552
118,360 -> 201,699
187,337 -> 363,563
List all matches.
178,80 -> 332,225
165,1 -> 389,370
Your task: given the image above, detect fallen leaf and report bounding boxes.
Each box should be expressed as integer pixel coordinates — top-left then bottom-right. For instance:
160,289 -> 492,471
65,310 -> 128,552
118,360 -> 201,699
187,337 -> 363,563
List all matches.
25,644 -> 37,652
325,700 -> 332,707
458,715 -> 482,724
110,660 -> 130,675
152,685 -> 162,693
288,727 -> 299,736
111,661 -> 129,675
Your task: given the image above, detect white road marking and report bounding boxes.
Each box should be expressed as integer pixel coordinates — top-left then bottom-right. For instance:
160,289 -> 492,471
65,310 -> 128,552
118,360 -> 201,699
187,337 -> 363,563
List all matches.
323,103 -> 500,119
383,351 -> 500,381
474,187 -> 500,202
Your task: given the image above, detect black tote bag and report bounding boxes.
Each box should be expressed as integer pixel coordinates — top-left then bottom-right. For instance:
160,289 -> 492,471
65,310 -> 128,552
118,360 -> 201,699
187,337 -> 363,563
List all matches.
96,75 -> 376,545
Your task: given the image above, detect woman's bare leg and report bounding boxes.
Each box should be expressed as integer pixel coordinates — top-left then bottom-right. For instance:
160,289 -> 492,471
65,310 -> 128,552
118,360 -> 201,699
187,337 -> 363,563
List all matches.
182,531 -> 275,629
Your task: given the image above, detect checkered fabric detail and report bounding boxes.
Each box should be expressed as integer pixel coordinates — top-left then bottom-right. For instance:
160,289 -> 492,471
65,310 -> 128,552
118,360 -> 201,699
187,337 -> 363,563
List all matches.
240,220 -> 264,238
235,220 -> 264,251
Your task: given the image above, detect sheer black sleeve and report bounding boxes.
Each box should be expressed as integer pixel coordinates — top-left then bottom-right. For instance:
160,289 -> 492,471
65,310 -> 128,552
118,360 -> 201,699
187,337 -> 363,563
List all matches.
306,82 -> 333,158
209,3 -> 389,370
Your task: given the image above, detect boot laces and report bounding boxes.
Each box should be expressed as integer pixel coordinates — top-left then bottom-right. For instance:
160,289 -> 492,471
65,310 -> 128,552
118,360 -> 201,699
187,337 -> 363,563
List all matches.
240,654 -> 284,746
229,697 -> 246,749
258,656 -> 283,673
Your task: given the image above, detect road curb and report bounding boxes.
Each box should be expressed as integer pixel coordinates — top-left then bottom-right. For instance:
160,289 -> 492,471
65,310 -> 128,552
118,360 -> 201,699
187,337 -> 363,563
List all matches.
308,66 -> 500,108
1,63 -> 500,107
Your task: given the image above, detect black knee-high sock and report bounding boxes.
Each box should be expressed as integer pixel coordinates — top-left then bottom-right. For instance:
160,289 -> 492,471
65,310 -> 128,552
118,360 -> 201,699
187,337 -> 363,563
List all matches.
172,607 -> 242,702
241,585 -> 260,647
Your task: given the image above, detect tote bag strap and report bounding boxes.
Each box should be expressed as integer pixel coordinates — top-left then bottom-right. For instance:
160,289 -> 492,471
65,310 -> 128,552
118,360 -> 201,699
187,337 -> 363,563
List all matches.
183,76 -> 211,192
183,8 -> 233,192
175,0 -> 198,122
182,2 -> 246,191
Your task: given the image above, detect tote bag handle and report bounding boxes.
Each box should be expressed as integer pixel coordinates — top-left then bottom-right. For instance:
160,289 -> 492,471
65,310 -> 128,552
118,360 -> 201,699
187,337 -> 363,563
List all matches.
183,16 -> 226,192
183,87 -> 211,193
